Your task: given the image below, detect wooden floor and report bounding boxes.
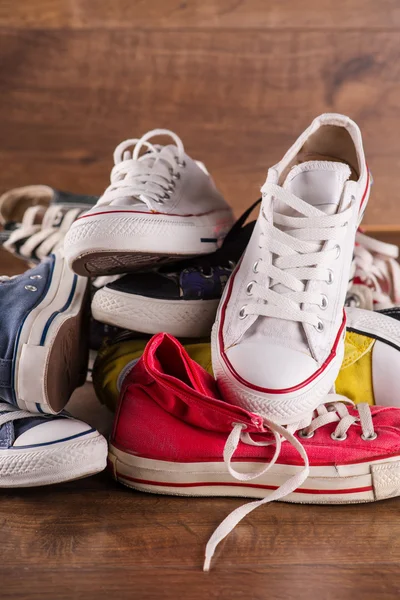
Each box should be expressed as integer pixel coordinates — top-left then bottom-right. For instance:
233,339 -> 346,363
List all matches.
2,1 -> 400,598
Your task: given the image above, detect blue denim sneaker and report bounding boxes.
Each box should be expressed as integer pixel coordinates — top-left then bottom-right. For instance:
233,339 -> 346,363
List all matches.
0,402 -> 107,487
91,200 -> 260,338
0,250 -> 90,414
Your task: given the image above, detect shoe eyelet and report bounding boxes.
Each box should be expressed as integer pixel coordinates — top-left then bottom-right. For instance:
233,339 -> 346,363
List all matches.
346,293 -> 361,308
298,429 -> 315,439
239,306 -> 247,319
155,198 -> 164,204
172,172 -> 181,180
199,267 -> 214,279
314,320 -> 324,332
320,294 -> 328,310
246,281 -> 255,295
326,269 -> 334,285
361,432 -> 378,441
177,160 -> 186,168
253,260 -> 261,274
163,192 -> 171,199
25,285 -> 37,292
29,275 -> 42,280
331,432 -> 347,441
334,244 -> 341,259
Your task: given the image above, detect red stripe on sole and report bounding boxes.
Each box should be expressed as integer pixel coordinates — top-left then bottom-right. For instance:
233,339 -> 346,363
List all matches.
117,472 -> 373,495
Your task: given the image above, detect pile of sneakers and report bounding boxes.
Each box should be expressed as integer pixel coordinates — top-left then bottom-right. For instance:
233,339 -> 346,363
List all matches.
2,117 -> 400,570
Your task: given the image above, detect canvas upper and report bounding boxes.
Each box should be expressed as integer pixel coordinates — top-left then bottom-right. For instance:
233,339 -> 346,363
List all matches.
346,230 -> 400,310
0,257 -> 56,406
212,113 -> 371,421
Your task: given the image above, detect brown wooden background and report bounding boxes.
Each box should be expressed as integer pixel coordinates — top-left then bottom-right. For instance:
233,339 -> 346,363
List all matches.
1,1 -> 400,225
2,2 -> 400,599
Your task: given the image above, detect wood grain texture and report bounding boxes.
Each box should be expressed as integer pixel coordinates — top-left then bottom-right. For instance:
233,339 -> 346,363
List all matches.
1,0 -> 400,30
0,28 -> 400,223
2,2 -> 400,598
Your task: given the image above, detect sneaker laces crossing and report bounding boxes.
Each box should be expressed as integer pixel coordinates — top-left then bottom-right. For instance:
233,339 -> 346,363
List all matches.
96,129 -> 186,210
4,205 -> 84,261
242,183 -> 353,329
204,396 -> 375,570
0,402 -> 49,425
352,231 -> 400,306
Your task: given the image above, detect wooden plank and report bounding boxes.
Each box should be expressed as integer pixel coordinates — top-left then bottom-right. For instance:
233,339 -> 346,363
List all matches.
0,29 -> 399,224
2,565 -> 400,600
1,0 -> 400,30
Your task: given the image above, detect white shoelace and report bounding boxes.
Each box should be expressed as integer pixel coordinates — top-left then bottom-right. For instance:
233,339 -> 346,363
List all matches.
204,397 -> 375,570
4,205 -> 84,261
0,402 -> 47,426
96,129 -> 186,210
351,231 -> 400,307
241,183 -> 353,330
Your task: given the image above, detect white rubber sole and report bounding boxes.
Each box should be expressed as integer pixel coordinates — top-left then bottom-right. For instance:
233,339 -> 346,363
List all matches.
109,445 -> 400,504
64,209 -> 235,276
346,307 -> 400,348
0,432 -> 107,487
14,252 -> 90,414
92,286 -> 220,338
210,321 -> 345,425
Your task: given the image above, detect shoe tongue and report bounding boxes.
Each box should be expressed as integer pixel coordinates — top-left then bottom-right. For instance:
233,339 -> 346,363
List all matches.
283,161 -> 351,215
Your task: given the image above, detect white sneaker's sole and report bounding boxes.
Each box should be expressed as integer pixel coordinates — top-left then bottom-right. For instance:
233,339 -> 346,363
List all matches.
211,321 -> 345,425
64,209 -> 234,276
92,286 -> 219,338
108,445 -> 400,504
0,431 -> 107,487
13,252 -> 90,414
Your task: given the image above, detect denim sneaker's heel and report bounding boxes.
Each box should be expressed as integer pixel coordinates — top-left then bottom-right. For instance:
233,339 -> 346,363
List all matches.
14,251 -> 90,414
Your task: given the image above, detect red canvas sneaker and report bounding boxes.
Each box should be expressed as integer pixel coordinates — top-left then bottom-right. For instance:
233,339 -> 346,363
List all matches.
108,333 -> 400,570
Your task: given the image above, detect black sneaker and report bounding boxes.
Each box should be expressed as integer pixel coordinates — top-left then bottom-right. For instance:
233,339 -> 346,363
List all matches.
91,200 -> 260,338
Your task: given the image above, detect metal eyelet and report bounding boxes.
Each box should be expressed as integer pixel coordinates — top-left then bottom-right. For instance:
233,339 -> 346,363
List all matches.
29,275 -> 42,280
239,306 -> 248,319
253,260 -> 261,274
331,432 -> 347,441
314,320 -> 324,332
320,294 -> 328,310
361,432 -> 378,441
298,429 -> 315,439
334,244 -> 341,259
346,293 -> 361,308
25,285 -> 37,292
199,267 -> 214,279
326,269 -> 334,285
246,281 -> 255,295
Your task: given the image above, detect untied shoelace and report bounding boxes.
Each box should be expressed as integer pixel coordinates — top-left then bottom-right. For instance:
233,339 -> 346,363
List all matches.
204,396 -> 375,570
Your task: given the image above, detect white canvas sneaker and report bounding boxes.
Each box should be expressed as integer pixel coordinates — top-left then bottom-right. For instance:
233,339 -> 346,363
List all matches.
212,113 -> 371,424
64,129 -> 234,276
346,231 -> 400,310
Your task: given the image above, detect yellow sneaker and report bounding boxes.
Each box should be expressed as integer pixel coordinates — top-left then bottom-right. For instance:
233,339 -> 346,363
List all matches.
93,307 -> 400,411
